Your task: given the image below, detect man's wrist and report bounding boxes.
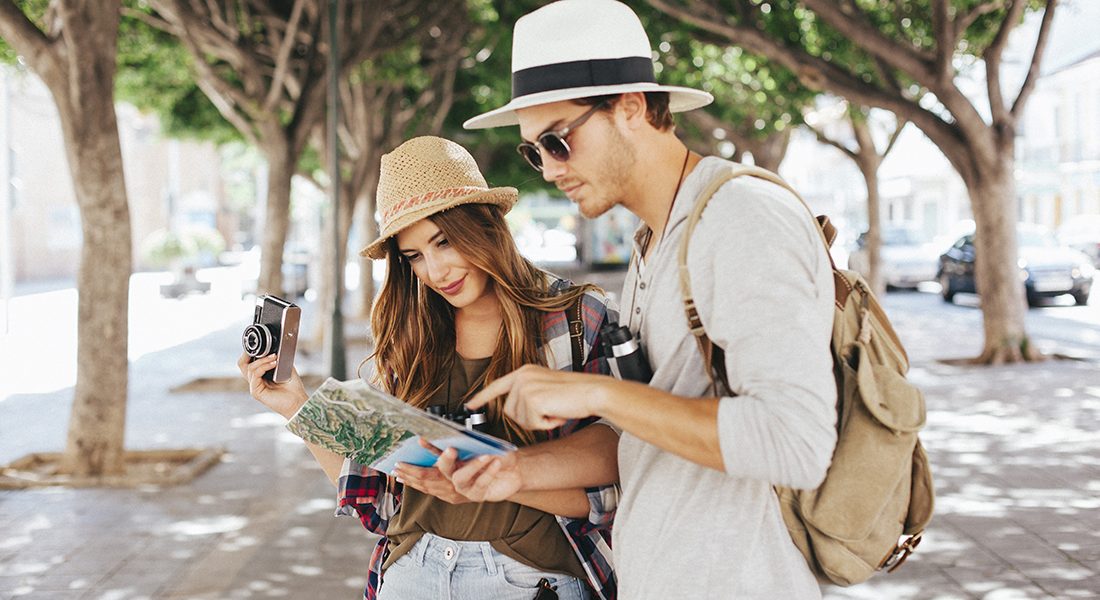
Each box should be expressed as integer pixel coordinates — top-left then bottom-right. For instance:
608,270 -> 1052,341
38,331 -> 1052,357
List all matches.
588,378 -> 621,420
513,448 -> 532,493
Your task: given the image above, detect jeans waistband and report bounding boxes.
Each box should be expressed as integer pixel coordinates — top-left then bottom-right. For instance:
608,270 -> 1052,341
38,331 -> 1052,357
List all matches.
411,532 -> 500,575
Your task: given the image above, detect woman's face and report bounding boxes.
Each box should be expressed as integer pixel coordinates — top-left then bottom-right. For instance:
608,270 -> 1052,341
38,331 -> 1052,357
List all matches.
394,217 -> 494,311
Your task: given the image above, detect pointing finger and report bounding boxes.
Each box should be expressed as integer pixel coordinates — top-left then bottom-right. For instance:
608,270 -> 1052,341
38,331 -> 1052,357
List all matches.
466,371 -> 518,410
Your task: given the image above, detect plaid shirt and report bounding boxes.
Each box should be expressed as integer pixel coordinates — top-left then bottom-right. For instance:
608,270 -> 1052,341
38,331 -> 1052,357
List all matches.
335,278 -> 620,600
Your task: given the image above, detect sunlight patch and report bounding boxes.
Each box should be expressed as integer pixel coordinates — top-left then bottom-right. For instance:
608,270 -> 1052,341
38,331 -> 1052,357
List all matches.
163,515 -> 248,536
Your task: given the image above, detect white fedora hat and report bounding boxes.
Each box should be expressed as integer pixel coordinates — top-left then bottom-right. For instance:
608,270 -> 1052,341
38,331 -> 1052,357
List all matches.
463,0 -> 713,130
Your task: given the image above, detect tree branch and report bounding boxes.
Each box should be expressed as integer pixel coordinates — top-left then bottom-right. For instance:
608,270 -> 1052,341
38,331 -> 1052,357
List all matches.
804,120 -> 858,161
984,0 -> 1028,124
188,52 -> 261,145
263,0 -> 306,112
0,0 -> 57,75
799,0 -> 936,82
931,0 -> 955,81
956,1 -> 1003,39
121,6 -> 178,35
650,0 -> 981,182
1011,0 -> 1056,120
650,0 -> 960,148
883,117 -> 908,157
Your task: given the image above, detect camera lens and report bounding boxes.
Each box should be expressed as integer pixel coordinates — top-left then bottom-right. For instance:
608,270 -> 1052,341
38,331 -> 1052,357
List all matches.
242,324 -> 274,357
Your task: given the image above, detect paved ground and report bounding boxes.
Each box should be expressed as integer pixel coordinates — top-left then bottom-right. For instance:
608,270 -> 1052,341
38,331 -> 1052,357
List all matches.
1,268 -> 1099,599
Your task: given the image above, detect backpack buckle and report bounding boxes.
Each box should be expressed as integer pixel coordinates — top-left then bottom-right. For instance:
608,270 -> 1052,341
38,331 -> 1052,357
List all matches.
880,532 -> 923,572
683,299 -> 705,336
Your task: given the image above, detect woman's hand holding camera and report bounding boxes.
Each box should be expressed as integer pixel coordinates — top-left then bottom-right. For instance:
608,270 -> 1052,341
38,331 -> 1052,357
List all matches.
237,352 -> 309,420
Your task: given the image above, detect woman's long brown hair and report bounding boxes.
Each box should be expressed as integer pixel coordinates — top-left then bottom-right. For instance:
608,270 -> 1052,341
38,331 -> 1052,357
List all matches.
363,203 -> 598,445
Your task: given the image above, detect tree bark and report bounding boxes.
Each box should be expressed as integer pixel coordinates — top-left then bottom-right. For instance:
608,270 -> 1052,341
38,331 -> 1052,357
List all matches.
257,135 -> 294,296
967,147 -> 1036,363
851,117 -> 884,296
355,171 -> 380,319
0,0 -> 132,475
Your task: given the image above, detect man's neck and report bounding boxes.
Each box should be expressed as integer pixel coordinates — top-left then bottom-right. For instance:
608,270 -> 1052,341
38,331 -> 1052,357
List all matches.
623,135 -> 700,255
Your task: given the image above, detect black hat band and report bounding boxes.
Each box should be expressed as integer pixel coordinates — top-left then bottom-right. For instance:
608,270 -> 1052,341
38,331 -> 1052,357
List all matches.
511,57 -> 655,99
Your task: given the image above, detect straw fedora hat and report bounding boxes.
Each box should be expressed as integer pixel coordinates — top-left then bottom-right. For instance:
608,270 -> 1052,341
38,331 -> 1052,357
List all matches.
463,0 -> 713,130
359,136 -> 517,260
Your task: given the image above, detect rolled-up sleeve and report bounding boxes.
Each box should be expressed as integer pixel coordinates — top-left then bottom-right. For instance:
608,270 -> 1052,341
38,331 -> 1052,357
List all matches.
688,179 -> 837,490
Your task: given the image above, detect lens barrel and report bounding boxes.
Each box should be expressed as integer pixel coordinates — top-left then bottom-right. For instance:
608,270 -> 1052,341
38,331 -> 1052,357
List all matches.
242,324 -> 274,357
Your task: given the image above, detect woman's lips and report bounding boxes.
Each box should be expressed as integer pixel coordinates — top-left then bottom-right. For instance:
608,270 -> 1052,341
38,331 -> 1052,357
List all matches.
439,276 -> 465,295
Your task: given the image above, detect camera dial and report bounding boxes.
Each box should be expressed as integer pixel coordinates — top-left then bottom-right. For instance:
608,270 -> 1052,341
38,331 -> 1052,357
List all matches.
242,324 -> 275,358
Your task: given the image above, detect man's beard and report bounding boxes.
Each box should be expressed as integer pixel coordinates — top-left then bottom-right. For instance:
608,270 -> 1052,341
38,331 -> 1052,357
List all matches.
579,126 -> 636,218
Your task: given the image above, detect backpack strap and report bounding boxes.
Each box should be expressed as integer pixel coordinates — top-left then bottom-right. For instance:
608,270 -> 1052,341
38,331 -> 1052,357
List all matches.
567,292 -> 586,372
677,164 -> 833,396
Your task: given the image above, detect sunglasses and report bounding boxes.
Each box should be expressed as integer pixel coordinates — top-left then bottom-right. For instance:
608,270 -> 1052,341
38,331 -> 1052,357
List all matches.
516,102 -> 607,172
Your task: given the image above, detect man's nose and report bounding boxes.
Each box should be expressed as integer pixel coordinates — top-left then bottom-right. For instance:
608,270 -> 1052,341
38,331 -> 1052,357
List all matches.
540,149 -> 568,182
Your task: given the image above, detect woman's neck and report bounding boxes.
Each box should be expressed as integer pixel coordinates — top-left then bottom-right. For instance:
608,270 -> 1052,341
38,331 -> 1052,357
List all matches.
454,290 -> 503,359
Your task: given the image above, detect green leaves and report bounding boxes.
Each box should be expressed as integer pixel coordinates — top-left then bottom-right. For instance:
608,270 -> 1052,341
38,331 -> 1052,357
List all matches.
116,4 -> 239,143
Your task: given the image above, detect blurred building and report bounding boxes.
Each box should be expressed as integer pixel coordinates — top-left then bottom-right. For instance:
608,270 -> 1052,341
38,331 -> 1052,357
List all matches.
1017,49 -> 1100,228
0,66 -> 228,283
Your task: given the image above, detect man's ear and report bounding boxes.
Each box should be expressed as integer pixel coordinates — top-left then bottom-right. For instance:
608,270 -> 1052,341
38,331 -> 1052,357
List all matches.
617,92 -> 649,130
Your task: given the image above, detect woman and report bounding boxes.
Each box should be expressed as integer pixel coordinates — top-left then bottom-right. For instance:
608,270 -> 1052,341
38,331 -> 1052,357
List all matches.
239,136 -> 618,600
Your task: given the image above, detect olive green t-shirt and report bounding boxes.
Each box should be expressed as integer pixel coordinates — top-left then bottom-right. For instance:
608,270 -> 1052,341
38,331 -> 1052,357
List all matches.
383,354 -> 585,580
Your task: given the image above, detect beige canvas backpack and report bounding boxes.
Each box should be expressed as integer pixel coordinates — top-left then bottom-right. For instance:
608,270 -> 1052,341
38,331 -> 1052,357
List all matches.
677,165 -> 934,586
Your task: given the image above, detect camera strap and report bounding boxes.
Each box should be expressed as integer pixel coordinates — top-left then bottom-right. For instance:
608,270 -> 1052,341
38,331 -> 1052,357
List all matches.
567,292 -> 585,372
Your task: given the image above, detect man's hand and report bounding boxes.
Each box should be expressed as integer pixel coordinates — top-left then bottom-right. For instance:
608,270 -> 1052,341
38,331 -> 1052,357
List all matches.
465,365 -> 612,430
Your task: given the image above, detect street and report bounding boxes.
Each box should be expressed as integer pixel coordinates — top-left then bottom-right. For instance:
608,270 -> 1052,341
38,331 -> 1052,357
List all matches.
1,270 -> 1099,598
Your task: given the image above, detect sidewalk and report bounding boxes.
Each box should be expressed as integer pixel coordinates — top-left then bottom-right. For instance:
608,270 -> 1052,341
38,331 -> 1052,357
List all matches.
2,270 -> 1099,599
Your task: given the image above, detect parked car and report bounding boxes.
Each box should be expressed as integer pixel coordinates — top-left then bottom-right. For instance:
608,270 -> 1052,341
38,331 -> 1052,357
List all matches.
938,225 -> 1094,307
1057,214 -> 1100,268
846,224 -> 940,289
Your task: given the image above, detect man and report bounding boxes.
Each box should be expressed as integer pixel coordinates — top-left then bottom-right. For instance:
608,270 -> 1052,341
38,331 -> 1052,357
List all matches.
441,1 -> 838,597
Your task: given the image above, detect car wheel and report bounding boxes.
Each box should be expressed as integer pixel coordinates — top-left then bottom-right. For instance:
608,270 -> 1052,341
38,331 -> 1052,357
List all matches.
1073,289 -> 1090,306
939,273 -> 955,303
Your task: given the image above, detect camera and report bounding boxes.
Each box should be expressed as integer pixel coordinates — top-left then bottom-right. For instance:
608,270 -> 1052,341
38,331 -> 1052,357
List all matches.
428,405 -> 490,433
601,320 -> 652,383
242,295 -> 301,383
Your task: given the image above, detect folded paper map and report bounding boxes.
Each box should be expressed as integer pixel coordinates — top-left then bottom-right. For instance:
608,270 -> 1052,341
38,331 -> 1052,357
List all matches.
285,377 -> 516,474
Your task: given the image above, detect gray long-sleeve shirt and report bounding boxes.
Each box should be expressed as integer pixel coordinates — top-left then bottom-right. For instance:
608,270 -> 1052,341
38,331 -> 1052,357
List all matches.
615,157 -> 837,599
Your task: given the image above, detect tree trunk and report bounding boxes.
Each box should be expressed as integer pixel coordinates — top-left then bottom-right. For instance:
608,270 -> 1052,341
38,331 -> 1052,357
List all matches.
25,1 -> 132,477
258,137 -> 294,297
311,179 -> 356,350
968,149 -> 1035,364
58,109 -> 132,476
356,168 -> 380,320
852,118 -> 884,295
858,159 -> 884,295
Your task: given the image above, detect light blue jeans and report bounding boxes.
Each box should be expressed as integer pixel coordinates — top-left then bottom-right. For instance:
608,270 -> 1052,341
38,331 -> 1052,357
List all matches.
376,532 -> 590,600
